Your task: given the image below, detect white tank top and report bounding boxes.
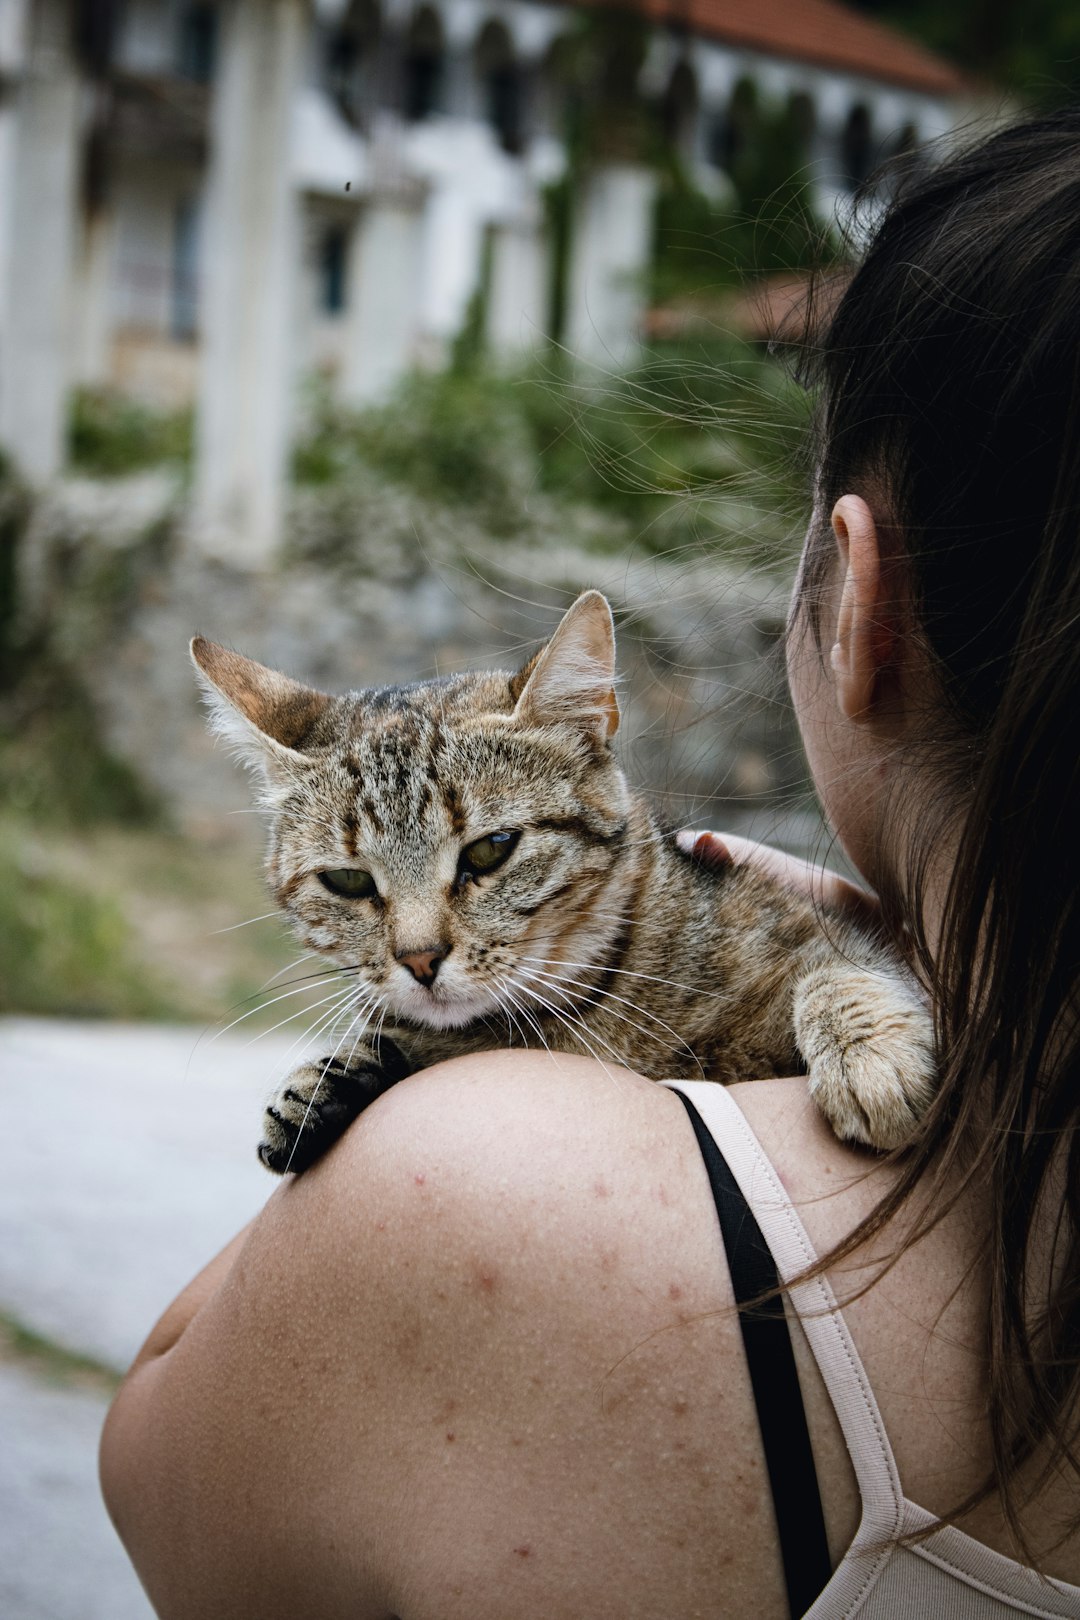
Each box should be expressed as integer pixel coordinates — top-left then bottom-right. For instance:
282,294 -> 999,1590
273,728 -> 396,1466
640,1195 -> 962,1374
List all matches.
665,1081 -> 1080,1619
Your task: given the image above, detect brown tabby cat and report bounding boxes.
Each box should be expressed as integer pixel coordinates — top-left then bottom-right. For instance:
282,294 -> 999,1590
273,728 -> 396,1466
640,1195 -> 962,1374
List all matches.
192,591 -> 934,1174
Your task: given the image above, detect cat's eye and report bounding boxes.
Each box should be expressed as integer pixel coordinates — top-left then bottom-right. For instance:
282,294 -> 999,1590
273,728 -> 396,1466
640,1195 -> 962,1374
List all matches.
318,867 -> 378,900
460,829 -> 520,877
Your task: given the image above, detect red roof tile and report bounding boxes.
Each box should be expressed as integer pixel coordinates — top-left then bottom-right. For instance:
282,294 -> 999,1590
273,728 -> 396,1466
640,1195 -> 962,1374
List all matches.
579,0 -> 966,96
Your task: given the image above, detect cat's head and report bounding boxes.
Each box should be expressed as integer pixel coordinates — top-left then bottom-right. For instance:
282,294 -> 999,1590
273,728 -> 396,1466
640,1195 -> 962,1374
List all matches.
191,592 -> 637,1032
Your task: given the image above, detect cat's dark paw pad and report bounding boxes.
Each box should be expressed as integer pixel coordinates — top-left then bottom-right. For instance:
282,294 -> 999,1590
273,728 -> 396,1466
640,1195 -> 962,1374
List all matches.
258,1060 -> 380,1176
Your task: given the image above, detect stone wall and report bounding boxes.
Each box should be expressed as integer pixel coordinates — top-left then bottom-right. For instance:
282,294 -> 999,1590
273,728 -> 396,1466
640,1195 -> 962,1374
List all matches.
20,472 -> 824,856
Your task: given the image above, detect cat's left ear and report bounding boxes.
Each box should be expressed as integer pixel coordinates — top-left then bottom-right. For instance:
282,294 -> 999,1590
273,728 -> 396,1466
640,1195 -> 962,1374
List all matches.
512,591 -> 619,741
190,638 -> 333,784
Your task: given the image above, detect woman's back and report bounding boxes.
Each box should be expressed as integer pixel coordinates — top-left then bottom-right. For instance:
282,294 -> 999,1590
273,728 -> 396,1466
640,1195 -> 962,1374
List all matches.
100,1052 -> 1080,1617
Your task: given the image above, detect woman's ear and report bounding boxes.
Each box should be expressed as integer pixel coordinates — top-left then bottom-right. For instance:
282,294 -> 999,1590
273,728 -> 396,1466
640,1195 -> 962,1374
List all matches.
829,495 -> 894,723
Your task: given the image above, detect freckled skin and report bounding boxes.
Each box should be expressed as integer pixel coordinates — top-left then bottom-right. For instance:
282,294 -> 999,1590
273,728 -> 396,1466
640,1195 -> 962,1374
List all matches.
192,594 -> 936,1173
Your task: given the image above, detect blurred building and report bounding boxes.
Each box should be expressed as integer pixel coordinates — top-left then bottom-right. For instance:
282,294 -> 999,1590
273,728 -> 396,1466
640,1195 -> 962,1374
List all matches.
0,0 -> 965,558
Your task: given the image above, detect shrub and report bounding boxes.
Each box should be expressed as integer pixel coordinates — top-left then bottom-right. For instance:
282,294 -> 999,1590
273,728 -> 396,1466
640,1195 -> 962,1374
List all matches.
69,389 -> 192,477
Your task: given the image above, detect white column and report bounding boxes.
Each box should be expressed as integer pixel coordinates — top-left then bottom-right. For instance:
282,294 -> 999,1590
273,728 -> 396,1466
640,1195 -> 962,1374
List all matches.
417,174 -> 487,356
488,214 -> 548,361
0,99 -> 18,340
0,0 -> 28,323
566,164 -> 658,369
193,0 -> 306,564
340,193 -> 425,405
0,0 -> 81,483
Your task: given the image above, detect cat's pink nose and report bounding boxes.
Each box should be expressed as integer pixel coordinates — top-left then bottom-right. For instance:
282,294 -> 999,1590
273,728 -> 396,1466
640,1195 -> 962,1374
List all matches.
397,946 -> 449,985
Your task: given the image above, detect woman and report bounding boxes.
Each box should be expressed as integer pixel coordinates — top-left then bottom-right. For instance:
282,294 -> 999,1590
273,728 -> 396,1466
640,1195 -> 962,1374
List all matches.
100,109 -> 1080,1616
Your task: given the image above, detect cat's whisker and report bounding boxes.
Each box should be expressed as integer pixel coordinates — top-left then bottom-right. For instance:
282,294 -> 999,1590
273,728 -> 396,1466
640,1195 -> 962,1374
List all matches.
518,961 -> 690,1062
523,953 -> 728,1004
524,994 -> 628,1087
324,992 -> 381,1065
495,974 -> 619,1084
210,910 -> 286,936
188,964 -> 354,1068
341,994 -> 385,1072
257,952 -> 321,992
518,963 -> 706,1080
490,980 -> 536,1054
503,973 -> 629,1084
371,998 -> 393,1068
240,983 -> 359,1053
280,991 -> 383,1175
209,973 -> 350,1046
497,997 -> 536,1055
216,960 -> 364,1029
493,976 -> 556,1058
261,993 -> 365,1094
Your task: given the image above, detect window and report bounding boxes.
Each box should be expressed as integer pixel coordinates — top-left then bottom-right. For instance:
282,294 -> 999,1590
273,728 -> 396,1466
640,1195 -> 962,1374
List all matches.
840,104 -> 874,191
476,23 -> 524,156
403,8 -> 444,122
319,226 -> 348,316
708,77 -> 757,173
322,1 -> 378,128
661,60 -> 698,155
178,4 -> 217,85
172,196 -> 201,340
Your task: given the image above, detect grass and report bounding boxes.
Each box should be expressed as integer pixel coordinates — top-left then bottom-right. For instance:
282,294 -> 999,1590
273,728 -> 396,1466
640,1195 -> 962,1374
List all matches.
0,1308 -> 122,1395
0,812 -> 297,1024
0,821 -> 173,1019
0,617 -> 297,1026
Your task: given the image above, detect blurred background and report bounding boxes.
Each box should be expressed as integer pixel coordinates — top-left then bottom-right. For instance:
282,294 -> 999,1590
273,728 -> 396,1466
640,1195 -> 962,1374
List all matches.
0,0 -> 1075,1615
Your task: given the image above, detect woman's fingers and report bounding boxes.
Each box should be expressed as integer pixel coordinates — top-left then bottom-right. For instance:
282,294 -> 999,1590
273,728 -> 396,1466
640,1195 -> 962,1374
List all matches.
676,829 -> 881,925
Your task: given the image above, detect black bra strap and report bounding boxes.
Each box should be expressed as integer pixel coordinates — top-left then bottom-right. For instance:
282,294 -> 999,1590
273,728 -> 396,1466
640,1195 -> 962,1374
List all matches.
674,1089 -> 832,1618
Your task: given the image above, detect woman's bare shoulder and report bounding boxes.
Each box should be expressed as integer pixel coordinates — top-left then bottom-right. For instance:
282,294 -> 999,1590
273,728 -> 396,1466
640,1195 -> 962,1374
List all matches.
726,1076 -> 897,1231
104,1056 -> 795,1620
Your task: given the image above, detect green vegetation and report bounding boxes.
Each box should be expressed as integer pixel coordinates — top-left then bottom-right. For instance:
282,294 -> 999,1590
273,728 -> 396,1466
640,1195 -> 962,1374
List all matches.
293,336 -> 810,571
0,808 -> 296,1023
0,452 -> 31,688
0,1308 -> 122,1393
855,0 -> 1080,101
652,95 -> 828,306
0,820 -> 172,1019
0,528 -> 292,1021
1,655 -> 156,827
68,388 -> 193,477
294,368 -> 536,535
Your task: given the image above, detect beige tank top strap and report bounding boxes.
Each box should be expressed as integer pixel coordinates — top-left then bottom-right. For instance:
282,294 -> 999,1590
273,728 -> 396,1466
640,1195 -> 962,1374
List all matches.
665,1080 -> 907,1606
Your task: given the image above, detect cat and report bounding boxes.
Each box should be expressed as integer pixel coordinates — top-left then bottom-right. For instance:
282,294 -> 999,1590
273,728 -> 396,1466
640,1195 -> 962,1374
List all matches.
192,590 -> 935,1175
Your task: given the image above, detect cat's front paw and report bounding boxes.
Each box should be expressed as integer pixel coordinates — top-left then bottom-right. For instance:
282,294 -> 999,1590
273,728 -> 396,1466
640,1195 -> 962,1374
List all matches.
795,971 -> 936,1151
258,1058 -> 386,1175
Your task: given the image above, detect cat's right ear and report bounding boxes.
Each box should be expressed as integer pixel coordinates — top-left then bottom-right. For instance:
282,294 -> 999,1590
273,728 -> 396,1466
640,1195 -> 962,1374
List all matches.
511,590 -> 619,742
190,638 -> 332,789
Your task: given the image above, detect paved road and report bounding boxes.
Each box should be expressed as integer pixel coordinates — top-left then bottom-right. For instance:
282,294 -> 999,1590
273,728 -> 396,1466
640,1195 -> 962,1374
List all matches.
1,1018 -> 296,1620
0,1364 -> 152,1620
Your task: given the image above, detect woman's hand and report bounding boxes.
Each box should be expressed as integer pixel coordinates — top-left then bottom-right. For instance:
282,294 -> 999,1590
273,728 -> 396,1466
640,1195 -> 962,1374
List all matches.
676,829 -> 882,929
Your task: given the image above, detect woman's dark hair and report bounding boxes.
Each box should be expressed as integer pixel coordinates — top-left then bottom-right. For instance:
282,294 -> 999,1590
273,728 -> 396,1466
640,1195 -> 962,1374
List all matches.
796,105 -> 1080,1550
